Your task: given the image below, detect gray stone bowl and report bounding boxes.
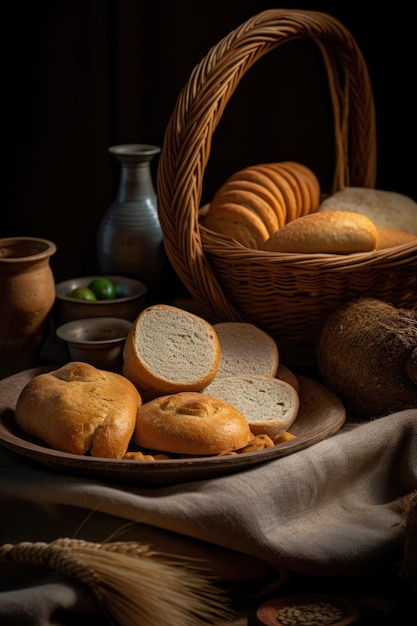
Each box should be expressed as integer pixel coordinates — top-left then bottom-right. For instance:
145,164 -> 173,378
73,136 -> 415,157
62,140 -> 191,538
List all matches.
54,275 -> 147,324
56,317 -> 132,372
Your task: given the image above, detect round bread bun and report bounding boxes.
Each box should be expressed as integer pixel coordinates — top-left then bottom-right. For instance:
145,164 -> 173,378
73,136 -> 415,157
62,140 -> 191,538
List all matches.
134,391 -> 254,455
14,361 -> 141,459
262,210 -> 378,254
123,304 -> 221,395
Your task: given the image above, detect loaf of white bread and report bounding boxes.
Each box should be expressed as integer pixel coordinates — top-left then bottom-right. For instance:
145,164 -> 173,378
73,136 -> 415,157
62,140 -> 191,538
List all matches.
14,361 -> 141,458
15,307 -> 300,458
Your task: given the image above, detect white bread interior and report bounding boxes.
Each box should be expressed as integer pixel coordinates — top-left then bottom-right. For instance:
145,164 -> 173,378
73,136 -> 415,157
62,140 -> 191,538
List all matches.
123,304 -> 221,395
203,374 -> 300,438
212,322 -> 279,379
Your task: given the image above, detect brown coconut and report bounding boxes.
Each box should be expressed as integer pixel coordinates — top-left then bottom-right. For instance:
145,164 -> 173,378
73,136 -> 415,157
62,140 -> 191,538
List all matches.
316,297 -> 417,418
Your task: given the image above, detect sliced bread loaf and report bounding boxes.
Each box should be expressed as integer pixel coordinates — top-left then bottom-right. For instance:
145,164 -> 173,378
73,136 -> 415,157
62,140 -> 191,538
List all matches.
203,374 -> 300,438
123,304 -> 221,395
213,322 -> 279,379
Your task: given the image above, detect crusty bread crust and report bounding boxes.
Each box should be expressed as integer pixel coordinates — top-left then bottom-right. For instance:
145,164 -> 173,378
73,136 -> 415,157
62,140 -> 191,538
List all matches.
15,361 -> 141,458
123,305 -> 221,395
262,210 -> 378,253
134,391 -> 253,454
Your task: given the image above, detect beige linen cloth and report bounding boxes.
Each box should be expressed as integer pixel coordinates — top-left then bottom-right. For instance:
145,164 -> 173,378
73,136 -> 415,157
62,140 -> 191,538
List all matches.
0,408 -> 416,624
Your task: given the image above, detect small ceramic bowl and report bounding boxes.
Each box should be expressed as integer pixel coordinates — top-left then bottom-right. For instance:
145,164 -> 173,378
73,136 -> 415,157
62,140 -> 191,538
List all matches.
54,275 -> 147,324
256,593 -> 360,626
56,317 -> 132,372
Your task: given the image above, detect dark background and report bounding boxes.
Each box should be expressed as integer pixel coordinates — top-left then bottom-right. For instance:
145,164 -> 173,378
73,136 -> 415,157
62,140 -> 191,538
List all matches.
2,0 -> 416,285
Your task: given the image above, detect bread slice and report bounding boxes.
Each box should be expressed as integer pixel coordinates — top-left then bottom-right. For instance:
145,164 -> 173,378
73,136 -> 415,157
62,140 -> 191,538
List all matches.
203,374 -> 300,438
262,210 -> 378,254
123,304 -> 221,395
213,322 -> 279,379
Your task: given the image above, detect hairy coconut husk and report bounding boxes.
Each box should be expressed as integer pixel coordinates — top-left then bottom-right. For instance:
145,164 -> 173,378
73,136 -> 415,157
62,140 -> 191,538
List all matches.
316,297 -> 417,418
0,538 -> 235,626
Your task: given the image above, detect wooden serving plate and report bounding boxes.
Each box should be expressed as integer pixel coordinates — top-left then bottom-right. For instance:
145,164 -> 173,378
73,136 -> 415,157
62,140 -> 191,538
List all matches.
0,366 -> 346,485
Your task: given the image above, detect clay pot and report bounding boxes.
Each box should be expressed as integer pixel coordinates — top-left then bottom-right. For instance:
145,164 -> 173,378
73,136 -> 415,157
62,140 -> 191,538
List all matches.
0,237 -> 57,378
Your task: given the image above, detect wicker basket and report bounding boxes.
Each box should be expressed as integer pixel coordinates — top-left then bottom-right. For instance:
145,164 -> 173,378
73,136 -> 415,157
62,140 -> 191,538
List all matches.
157,9 -> 417,357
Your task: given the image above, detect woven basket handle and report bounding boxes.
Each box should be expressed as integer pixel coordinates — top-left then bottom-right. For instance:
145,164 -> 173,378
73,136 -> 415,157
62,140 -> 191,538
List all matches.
157,9 -> 377,319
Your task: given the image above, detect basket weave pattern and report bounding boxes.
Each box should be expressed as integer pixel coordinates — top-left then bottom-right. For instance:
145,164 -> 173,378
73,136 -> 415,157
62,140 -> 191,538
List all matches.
157,9 -> 417,347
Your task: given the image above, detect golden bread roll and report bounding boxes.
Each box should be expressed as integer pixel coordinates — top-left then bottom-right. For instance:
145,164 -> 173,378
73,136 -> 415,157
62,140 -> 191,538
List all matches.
134,392 -> 254,455
123,304 -> 221,395
14,361 -> 141,458
262,210 -> 378,254
376,228 -> 417,249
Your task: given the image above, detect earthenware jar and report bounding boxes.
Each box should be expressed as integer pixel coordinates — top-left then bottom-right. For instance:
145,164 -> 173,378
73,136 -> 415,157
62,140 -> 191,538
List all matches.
97,144 -> 165,301
0,237 -> 57,377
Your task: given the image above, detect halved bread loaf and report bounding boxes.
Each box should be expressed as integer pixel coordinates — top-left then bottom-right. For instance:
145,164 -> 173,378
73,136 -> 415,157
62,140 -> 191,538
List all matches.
212,322 -> 279,379
123,304 -> 221,395
203,374 -> 300,438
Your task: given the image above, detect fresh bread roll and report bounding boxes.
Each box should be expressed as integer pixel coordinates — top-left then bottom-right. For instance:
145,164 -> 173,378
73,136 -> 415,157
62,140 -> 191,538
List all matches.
203,374 -> 300,438
14,361 -> 141,458
134,391 -> 254,455
317,187 -> 417,235
262,210 -> 378,254
376,228 -> 417,249
123,304 -> 221,396
212,322 -> 279,379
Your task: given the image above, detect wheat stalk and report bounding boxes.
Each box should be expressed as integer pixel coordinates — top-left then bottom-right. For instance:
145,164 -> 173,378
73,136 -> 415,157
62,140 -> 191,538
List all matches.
0,538 -> 235,625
